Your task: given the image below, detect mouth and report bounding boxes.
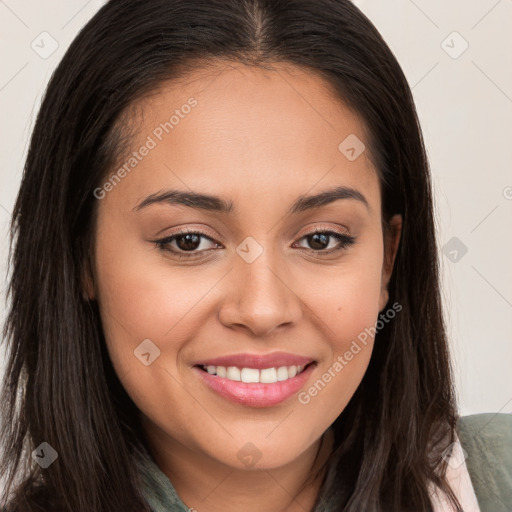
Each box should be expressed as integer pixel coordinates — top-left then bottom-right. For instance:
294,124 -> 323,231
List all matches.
192,355 -> 317,408
195,362 -> 315,384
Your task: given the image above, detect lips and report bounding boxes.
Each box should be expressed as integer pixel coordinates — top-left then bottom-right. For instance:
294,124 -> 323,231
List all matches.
192,351 -> 317,407
193,351 -> 314,369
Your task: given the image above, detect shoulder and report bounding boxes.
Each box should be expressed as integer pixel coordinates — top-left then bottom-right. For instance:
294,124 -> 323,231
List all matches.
456,413 -> 512,512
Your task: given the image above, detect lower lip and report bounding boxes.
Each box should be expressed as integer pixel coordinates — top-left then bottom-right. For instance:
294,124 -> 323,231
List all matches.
193,363 -> 316,408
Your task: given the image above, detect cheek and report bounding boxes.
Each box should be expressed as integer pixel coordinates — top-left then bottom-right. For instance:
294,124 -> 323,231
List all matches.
94,247 -> 222,365
293,239 -> 384,419
92,235 -> 222,439
303,236 -> 384,346
92,214 -> 224,384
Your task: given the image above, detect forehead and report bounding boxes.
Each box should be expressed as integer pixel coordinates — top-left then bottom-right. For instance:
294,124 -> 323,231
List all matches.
108,60 -> 380,211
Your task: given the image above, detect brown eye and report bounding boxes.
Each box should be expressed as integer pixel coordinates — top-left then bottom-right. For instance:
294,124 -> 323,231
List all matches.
154,230 -> 220,256
307,232 -> 330,250
175,233 -> 202,251
294,230 -> 356,253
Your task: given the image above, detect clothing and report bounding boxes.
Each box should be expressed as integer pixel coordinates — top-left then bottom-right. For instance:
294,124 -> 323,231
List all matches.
455,413 -> 512,511
429,432 -> 480,511
136,414 -> 512,511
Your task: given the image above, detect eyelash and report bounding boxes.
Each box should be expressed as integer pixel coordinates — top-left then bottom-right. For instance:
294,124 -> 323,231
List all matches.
153,227 -> 356,258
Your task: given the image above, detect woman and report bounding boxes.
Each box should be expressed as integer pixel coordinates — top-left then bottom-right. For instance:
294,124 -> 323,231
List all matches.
1,1 -> 510,511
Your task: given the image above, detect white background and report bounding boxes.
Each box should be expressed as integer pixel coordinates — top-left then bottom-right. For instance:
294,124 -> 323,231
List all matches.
1,0 -> 511,421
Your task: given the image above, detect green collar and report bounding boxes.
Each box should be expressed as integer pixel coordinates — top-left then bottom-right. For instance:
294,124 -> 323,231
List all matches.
136,450 -> 190,512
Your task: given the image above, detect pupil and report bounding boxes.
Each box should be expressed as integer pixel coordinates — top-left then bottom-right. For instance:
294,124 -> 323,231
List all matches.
177,234 -> 200,251
309,233 -> 328,250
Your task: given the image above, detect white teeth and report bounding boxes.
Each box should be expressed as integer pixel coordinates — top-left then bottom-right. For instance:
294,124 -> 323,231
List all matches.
241,368 -> 260,383
276,366 -> 289,381
260,367 -> 277,383
202,364 -> 308,383
226,366 -> 241,381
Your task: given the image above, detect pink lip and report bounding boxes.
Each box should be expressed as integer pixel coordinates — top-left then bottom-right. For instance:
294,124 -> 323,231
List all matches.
193,362 -> 317,408
193,351 -> 314,369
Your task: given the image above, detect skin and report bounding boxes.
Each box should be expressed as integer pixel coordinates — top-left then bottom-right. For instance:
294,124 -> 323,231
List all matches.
87,61 -> 402,512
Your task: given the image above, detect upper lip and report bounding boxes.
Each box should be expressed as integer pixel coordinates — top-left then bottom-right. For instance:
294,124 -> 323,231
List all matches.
194,351 -> 315,369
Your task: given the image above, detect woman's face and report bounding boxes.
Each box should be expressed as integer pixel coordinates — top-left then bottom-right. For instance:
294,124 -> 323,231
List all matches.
90,61 -> 401,472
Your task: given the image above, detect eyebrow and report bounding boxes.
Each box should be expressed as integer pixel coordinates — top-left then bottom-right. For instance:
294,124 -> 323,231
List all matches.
134,185 -> 370,214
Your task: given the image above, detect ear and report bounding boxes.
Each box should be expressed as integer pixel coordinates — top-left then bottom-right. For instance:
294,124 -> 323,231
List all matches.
378,214 -> 402,311
81,254 -> 97,301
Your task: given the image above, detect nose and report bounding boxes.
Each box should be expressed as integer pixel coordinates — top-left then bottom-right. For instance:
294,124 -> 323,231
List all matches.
218,248 -> 303,337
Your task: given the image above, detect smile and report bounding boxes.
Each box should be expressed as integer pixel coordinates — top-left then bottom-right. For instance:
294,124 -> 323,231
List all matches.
198,364 -> 307,383
192,353 -> 317,407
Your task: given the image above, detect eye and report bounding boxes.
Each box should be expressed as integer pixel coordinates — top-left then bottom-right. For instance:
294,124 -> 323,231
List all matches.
153,229 -> 221,257
293,228 -> 356,253
153,227 -> 356,258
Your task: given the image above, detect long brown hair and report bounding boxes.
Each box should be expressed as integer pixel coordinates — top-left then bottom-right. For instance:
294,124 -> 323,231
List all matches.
1,1 -> 460,510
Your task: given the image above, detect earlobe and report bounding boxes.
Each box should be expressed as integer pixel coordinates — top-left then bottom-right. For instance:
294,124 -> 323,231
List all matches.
386,214 -> 402,275
379,289 -> 390,312
82,256 -> 97,301
379,214 -> 402,311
